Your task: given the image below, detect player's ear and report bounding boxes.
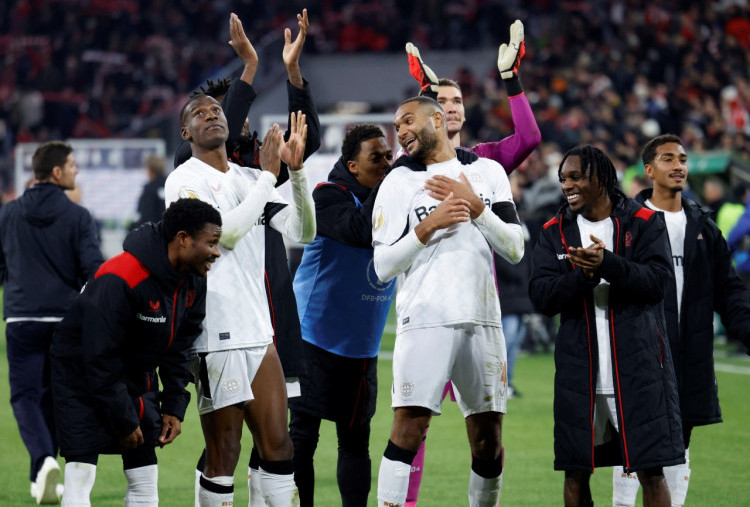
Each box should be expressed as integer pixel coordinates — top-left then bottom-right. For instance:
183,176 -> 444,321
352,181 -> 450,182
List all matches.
176,230 -> 191,247
181,126 -> 192,142
643,163 -> 654,180
432,110 -> 444,129
346,160 -> 358,176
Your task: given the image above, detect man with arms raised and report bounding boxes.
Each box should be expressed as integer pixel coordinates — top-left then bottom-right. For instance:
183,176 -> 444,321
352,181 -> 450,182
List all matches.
166,93 -> 315,506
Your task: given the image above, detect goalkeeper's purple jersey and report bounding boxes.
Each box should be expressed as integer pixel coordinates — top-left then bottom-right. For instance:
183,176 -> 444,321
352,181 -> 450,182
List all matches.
469,92 -> 540,173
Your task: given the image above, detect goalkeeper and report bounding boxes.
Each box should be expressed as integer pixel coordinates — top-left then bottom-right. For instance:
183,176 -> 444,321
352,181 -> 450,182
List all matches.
402,19 -> 540,507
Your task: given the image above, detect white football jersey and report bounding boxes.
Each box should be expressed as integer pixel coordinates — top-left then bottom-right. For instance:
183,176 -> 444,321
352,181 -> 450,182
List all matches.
165,157 -> 286,353
372,156 -> 517,333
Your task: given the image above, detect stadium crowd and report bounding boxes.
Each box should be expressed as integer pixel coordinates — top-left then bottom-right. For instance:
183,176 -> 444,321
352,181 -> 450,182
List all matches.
1,1 -> 748,189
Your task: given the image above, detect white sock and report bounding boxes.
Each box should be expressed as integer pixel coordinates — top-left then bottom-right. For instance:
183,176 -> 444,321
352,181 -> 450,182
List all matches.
664,448 -> 691,507
259,468 -> 298,506
248,466 -> 264,507
612,465 -> 640,507
468,469 -> 502,507
198,474 -> 233,507
377,456 -> 412,507
124,465 -> 159,506
194,469 -> 202,507
61,462 -> 97,507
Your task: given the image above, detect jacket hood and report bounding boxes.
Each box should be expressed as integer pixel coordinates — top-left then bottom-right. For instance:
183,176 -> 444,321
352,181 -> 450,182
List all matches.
327,157 -> 373,203
123,222 -> 183,287
18,183 -> 76,227
634,188 -> 709,220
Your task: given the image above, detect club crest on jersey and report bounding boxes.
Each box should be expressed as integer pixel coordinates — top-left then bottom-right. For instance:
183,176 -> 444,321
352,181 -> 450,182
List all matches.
178,187 -> 200,200
372,206 -> 385,231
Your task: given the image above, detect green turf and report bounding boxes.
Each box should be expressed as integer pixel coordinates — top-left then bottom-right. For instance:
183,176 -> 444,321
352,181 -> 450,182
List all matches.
1,313 -> 748,505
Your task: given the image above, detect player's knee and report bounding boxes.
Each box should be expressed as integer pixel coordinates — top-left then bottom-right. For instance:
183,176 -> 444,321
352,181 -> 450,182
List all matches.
256,432 -> 294,461
637,467 -> 665,490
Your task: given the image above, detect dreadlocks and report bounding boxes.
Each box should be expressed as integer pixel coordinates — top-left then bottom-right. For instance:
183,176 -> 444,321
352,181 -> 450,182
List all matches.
191,78 -> 232,99
558,144 -> 622,201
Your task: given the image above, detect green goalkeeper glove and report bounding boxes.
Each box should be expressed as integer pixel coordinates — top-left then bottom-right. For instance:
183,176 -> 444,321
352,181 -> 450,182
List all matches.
405,42 -> 439,96
497,19 -> 525,80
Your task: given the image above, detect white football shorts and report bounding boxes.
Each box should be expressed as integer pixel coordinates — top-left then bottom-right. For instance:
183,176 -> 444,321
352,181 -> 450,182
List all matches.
391,323 -> 507,417
190,346 -> 268,414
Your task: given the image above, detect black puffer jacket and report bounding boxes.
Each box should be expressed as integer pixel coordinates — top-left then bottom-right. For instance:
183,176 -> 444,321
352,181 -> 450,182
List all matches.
529,192 -> 684,473
635,190 -> 750,426
51,223 -> 206,457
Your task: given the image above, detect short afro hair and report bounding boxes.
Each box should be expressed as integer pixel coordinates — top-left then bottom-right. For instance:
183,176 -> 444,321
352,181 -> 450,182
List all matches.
162,198 -> 222,241
341,124 -> 386,163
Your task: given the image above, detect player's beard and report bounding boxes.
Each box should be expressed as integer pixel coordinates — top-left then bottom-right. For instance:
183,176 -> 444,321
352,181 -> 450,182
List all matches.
410,124 -> 439,164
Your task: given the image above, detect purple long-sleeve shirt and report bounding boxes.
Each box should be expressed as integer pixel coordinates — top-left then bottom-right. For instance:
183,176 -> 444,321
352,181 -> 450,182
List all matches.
470,92 -> 541,173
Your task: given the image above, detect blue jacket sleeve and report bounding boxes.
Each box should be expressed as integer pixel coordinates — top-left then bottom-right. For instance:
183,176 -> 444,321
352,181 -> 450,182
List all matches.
313,183 -> 377,248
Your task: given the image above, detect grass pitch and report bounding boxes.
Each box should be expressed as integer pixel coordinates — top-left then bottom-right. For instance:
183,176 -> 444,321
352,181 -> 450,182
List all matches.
1,319 -> 748,505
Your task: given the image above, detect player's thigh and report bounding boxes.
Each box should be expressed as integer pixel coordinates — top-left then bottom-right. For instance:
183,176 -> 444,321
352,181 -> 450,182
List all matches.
391,326 -> 458,414
452,324 -> 508,417
245,345 -> 291,454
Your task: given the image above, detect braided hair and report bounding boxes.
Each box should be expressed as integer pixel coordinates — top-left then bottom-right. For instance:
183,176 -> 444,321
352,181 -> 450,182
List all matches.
558,144 -> 622,202
191,78 -> 232,100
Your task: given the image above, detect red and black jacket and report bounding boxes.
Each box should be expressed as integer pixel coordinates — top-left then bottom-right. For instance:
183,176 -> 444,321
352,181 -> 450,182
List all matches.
51,222 -> 206,456
529,191 -> 684,473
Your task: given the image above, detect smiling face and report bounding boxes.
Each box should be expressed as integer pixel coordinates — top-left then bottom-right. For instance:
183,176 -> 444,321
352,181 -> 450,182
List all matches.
348,136 -> 393,189
559,155 -> 607,219
644,142 -> 688,194
437,84 -> 465,137
177,223 -> 222,277
394,100 -> 441,163
180,95 -> 228,150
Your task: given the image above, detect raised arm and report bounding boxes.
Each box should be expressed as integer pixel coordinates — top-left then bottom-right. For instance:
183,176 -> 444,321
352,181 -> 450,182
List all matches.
471,19 -> 541,172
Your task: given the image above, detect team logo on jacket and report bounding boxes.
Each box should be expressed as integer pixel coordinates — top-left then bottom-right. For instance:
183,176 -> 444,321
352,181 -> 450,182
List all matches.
186,290 -> 196,308
366,258 -> 394,293
149,300 -> 160,312
137,312 -> 166,324
625,231 -> 633,247
372,206 -> 385,231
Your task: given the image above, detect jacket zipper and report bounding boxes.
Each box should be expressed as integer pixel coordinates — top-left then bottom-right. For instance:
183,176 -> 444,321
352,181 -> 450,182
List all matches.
167,277 -> 185,348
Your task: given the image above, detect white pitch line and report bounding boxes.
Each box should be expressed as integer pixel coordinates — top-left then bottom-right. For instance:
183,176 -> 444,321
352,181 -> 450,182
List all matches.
715,363 -> 750,375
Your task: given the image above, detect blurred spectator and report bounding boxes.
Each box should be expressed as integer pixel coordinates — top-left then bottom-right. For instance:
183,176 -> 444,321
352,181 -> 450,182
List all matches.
702,175 -> 744,238
129,154 -> 166,231
1,0 -> 749,203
